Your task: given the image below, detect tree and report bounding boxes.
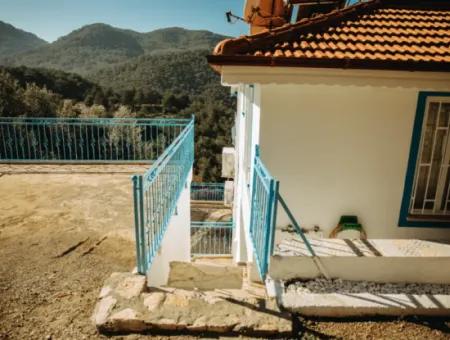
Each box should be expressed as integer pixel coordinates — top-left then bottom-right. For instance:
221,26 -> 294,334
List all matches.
22,83 -> 60,117
58,99 -> 78,118
121,88 -> 136,107
0,70 -> 25,117
144,89 -> 162,105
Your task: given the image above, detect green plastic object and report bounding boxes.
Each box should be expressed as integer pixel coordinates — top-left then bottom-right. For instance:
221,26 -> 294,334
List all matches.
338,215 -> 362,231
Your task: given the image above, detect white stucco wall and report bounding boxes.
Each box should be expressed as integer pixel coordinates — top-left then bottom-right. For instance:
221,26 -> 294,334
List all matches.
223,67 -> 450,243
231,85 -> 261,264
147,169 -> 192,287
259,83 -> 450,239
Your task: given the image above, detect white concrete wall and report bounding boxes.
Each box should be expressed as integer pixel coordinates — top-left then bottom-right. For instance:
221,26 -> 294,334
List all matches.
269,256 -> 450,284
147,169 -> 192,287
232,85 -> 261,263
221,66 -> 450,242
259,83 -> 450,240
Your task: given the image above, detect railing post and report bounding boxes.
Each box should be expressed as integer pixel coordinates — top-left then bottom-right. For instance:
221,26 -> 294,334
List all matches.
132,175 -> 144,274
268,180 -> 279,257
132,174 -> 147,274
262,178 -> 277,279
137,175 -> 148,273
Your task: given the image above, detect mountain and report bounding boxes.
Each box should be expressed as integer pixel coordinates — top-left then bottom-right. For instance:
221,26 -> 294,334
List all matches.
0,21 -> 48,57
2,24 -> 227,75
90,49 -> 220,95
136,27 -> 227,53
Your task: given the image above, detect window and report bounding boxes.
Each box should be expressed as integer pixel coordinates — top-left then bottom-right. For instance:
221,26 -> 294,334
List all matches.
400,92 -> 450,227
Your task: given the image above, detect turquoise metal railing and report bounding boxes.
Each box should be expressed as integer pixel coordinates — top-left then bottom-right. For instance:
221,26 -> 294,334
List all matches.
132,118 -> 194,274
249,146 -> 279,280
191,182 -> 225,201
0,117 -> 189,163
249,146 -> 321,280
191,221 -> 233,256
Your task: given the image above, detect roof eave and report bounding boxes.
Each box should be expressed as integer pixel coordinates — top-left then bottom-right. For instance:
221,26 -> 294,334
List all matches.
207,55 -> 450,73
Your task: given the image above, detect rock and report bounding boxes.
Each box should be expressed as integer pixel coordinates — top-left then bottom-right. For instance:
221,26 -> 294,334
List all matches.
164,293 -> 190,307
115,275 -> 146,299
98,286 -> 112,299
92,296 -> 116,327
155,318 -> 180,330
109,308 -> 145,332
186,316 -> 208,332
143,292 -> 166,311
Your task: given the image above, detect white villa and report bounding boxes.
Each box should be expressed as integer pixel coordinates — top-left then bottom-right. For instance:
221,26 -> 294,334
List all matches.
208,0 -> 450,277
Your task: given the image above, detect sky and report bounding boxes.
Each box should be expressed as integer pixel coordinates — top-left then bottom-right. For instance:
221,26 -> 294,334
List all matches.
0,0 -> 249,42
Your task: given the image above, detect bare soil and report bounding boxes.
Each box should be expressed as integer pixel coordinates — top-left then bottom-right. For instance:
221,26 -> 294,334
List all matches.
0,166 -> 449,339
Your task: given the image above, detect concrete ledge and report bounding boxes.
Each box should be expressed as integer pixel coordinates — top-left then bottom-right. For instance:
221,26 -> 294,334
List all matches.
269,256 -> 450,283
271,238 -> 450,283
281,291 -> 450,317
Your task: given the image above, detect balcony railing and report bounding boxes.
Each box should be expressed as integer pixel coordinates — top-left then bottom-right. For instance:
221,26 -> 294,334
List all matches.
191,182 -> 225,202
250,145 -> 322,280
0,117 -> 188,163
249,146 -> 279,280
133,118 -> 194,274
191,221 -> 233,256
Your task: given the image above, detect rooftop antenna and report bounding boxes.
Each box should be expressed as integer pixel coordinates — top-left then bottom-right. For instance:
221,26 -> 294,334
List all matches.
226,11 -> 246,24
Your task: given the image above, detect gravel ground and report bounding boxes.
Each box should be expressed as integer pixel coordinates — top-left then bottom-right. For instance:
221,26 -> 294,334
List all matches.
287,278 -> 450,295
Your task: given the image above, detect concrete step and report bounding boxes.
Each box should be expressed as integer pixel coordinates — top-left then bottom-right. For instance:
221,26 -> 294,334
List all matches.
267,278 -> 450,317
167,261 -> 243,290
270,238 -> 450,284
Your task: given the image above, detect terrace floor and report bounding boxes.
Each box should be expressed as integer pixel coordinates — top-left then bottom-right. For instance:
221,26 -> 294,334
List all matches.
0,165 -> 449,339
0,165 -> 147,339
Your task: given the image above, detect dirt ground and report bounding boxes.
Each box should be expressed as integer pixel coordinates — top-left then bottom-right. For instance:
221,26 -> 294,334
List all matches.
0,166 -> 449,340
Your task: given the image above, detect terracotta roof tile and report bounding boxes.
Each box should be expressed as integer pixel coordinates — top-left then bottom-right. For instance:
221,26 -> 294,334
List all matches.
209,0 -> 450,72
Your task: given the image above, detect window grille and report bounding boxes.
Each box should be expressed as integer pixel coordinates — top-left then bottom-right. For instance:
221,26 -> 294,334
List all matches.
410,97 -> 450,220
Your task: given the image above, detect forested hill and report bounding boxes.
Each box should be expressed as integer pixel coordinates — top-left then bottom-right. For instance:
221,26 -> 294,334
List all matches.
0,21 -> 48,57
1,66 -> 102,102
91,49 -> 220,95
2,24 -> 227,75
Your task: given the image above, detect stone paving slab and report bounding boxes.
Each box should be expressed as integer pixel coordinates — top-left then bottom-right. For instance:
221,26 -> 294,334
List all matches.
92,272 -> 292,336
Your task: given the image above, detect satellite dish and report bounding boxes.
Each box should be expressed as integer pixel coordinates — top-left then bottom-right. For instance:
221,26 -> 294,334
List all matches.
244,0 -> 259,22
243,0 -> 287,30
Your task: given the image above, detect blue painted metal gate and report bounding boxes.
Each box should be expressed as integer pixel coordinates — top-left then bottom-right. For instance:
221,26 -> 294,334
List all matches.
249,146 -> 279,280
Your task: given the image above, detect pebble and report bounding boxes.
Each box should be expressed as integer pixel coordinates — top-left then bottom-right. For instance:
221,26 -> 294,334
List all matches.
287,278 -> 450,295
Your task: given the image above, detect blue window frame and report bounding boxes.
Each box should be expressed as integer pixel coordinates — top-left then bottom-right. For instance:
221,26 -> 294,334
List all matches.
399,91 -> 450,228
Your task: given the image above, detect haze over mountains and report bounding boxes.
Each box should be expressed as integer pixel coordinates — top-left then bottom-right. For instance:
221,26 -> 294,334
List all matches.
0,20 -> 227,75
0,21 -> 48,56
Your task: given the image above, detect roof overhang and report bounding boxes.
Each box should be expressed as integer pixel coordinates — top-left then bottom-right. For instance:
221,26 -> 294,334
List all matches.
208,55 -> 450,75
217,64 -> 450,90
